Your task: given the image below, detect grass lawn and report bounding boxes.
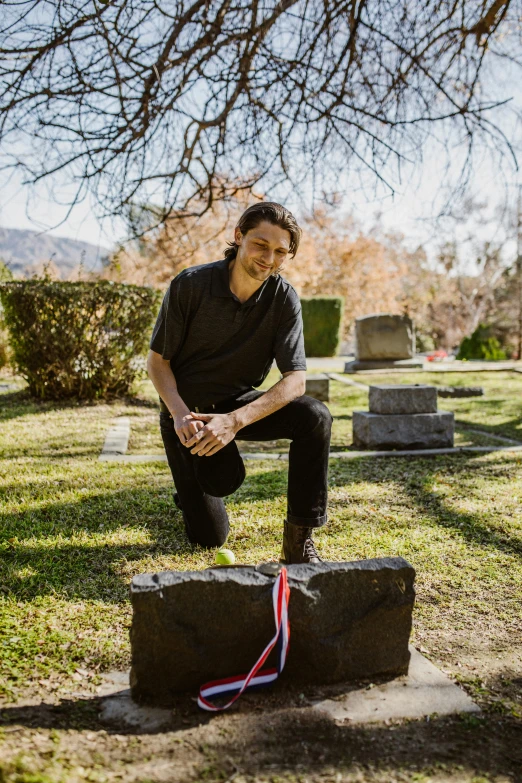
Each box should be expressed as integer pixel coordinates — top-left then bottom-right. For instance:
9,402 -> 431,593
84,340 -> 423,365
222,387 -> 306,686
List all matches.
0,368 -> 521,783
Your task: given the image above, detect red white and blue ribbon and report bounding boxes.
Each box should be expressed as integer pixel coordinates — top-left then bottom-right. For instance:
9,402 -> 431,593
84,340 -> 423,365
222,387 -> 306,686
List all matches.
197,567 -> 290,712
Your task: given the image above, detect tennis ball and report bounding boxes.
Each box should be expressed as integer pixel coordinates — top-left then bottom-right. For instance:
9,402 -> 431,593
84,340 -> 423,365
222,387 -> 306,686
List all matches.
215,548 -> 235,565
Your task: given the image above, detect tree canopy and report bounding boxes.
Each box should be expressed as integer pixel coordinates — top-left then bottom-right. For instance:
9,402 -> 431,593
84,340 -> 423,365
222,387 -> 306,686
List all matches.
0,0 -> 519,223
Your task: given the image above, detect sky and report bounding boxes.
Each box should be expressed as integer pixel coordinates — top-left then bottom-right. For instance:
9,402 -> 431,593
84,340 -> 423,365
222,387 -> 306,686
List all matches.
1,53 -> 520,272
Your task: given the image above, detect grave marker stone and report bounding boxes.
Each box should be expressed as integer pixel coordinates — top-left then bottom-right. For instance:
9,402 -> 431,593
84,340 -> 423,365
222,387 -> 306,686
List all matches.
353,384 -> 454,450
130,558 -> 415,705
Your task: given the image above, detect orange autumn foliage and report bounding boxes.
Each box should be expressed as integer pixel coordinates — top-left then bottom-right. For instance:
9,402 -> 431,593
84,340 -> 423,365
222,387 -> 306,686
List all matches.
105,202 -> 415,340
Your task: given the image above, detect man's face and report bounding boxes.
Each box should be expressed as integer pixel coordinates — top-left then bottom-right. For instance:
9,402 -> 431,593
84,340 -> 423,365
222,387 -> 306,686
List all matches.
234,220 -> 291,282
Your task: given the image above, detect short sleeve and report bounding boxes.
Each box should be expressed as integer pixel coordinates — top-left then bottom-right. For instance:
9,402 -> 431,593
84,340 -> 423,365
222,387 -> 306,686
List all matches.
149,277 -> 186,360
274,294 -> 307,374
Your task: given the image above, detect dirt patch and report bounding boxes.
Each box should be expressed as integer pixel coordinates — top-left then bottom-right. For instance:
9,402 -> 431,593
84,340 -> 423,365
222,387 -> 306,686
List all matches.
1,658 -> 521,783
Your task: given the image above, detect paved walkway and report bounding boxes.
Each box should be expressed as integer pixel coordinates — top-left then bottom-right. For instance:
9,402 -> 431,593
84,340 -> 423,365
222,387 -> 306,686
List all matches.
100,445 -> 522,464
99,414 -> 522,464
306,356 -> 352,371
307,358 -> 522,373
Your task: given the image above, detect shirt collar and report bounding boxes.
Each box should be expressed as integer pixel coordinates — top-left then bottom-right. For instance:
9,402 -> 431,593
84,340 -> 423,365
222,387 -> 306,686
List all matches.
210,258 -> 235,298
211,258 -> 272,305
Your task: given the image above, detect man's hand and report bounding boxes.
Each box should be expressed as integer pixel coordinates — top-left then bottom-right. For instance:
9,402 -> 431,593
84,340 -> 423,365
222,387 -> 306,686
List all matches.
184,412 -> 239,456
174,412 -> 206,445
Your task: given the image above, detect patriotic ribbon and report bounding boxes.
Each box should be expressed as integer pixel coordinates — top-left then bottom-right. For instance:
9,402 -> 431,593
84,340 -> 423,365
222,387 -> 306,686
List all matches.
197,567 -> 290,712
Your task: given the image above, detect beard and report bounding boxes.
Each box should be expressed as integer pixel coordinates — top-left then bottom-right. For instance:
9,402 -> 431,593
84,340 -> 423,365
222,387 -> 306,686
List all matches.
241,255 -> 278,281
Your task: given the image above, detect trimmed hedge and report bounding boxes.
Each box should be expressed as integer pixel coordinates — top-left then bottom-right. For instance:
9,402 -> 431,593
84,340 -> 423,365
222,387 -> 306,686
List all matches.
0,280 -> 162,400
457,323 -> 507,361
301,296 -> 344,357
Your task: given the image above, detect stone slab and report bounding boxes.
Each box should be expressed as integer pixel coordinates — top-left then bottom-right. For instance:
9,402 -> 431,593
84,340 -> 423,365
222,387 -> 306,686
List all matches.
369,384 -> 438,415
130,558 -> 415,706
431,361 -> 521,372
437,386 -> 484,398
313,647 -> 480,723
98,672 -> 171,731
355,314 -> 415,361
305,373 -> 329,401
101,417 -> 130,455
345,358 -> 424,373
98,648 -> 478,728
353,411 -> 454,450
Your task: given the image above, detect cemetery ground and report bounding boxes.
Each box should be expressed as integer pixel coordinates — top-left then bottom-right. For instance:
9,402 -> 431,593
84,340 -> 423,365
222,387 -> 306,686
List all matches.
0,367 -> 521,783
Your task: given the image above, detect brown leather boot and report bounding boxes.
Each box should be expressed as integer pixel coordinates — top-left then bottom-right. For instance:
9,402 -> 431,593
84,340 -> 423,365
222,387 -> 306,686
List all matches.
281,520 -> 322,564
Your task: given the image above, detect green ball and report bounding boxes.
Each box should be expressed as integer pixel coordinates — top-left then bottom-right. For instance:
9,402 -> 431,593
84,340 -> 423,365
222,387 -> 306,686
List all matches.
215,548 -> 235,565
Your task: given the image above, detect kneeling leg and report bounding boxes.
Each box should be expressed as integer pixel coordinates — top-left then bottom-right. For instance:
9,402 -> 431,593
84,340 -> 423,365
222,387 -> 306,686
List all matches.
160,414 -> 230,548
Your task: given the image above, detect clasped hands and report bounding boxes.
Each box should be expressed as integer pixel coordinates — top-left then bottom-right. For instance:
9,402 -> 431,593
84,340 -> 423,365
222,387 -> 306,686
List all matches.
174,411 -> 239,457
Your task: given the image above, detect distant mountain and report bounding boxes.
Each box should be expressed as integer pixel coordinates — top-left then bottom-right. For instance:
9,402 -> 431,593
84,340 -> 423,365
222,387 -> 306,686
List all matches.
0,226 -> 111,278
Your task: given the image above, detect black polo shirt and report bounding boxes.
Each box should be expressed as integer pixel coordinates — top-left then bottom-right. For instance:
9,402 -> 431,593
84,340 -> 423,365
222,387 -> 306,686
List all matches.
150,258 -> 307,409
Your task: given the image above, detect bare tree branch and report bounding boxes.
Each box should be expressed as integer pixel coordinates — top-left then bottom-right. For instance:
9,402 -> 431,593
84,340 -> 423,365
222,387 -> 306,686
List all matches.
0,0 -> 520,226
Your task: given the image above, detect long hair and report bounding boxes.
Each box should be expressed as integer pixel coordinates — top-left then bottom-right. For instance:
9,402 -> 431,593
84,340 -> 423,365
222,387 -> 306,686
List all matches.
223,202 -> 301,262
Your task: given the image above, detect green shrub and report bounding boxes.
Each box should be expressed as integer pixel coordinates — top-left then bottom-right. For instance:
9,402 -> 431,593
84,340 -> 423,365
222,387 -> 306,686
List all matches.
0,279 -> 161,399
457,323 -> 507,361
301,296 -> 344,357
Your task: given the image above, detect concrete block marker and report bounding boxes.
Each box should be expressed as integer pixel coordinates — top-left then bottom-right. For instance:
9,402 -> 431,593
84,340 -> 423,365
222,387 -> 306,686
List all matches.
353,410 -> 455,450
313,646 -> 479,723
305,373 -> 330,401
437,386 -> 484,398
369,384 -> 438,415
100,417 -> 130,456
129,558 -> 415,706
353,383 -> 455,450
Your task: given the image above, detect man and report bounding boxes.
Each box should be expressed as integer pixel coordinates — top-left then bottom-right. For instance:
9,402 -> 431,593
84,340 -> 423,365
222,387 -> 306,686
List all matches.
147,202 -> 332,563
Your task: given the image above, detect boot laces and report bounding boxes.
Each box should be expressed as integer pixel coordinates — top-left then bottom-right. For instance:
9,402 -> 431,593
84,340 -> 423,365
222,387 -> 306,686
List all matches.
295,526 -> 319,559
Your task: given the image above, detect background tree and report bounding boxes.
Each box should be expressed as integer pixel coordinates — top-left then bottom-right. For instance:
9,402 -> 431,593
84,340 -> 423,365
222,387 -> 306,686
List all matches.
0,0 -> 520,225
105,191 -> 261,285
107,193 -> 522,351
105,198 -> 421,341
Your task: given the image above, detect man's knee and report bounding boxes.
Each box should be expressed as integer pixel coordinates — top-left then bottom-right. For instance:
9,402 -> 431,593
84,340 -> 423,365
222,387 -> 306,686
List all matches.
292,395 -> 333,435
195,459 -> 246,497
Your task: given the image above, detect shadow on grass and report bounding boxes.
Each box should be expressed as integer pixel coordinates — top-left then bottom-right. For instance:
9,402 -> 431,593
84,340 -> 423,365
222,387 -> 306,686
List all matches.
0,388 -> 157,423
0,390 -> 52,422
1,540 -> 173,601
332,453 -> 522,559
407,477 -> 522,558
0,390 -> 107,428
0,673 -> 519,780
0,470 -> 288,601
443,396 -> 522,441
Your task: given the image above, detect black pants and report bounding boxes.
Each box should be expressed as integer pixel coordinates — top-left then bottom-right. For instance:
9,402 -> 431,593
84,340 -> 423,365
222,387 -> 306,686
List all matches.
159,390 -> 332,548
